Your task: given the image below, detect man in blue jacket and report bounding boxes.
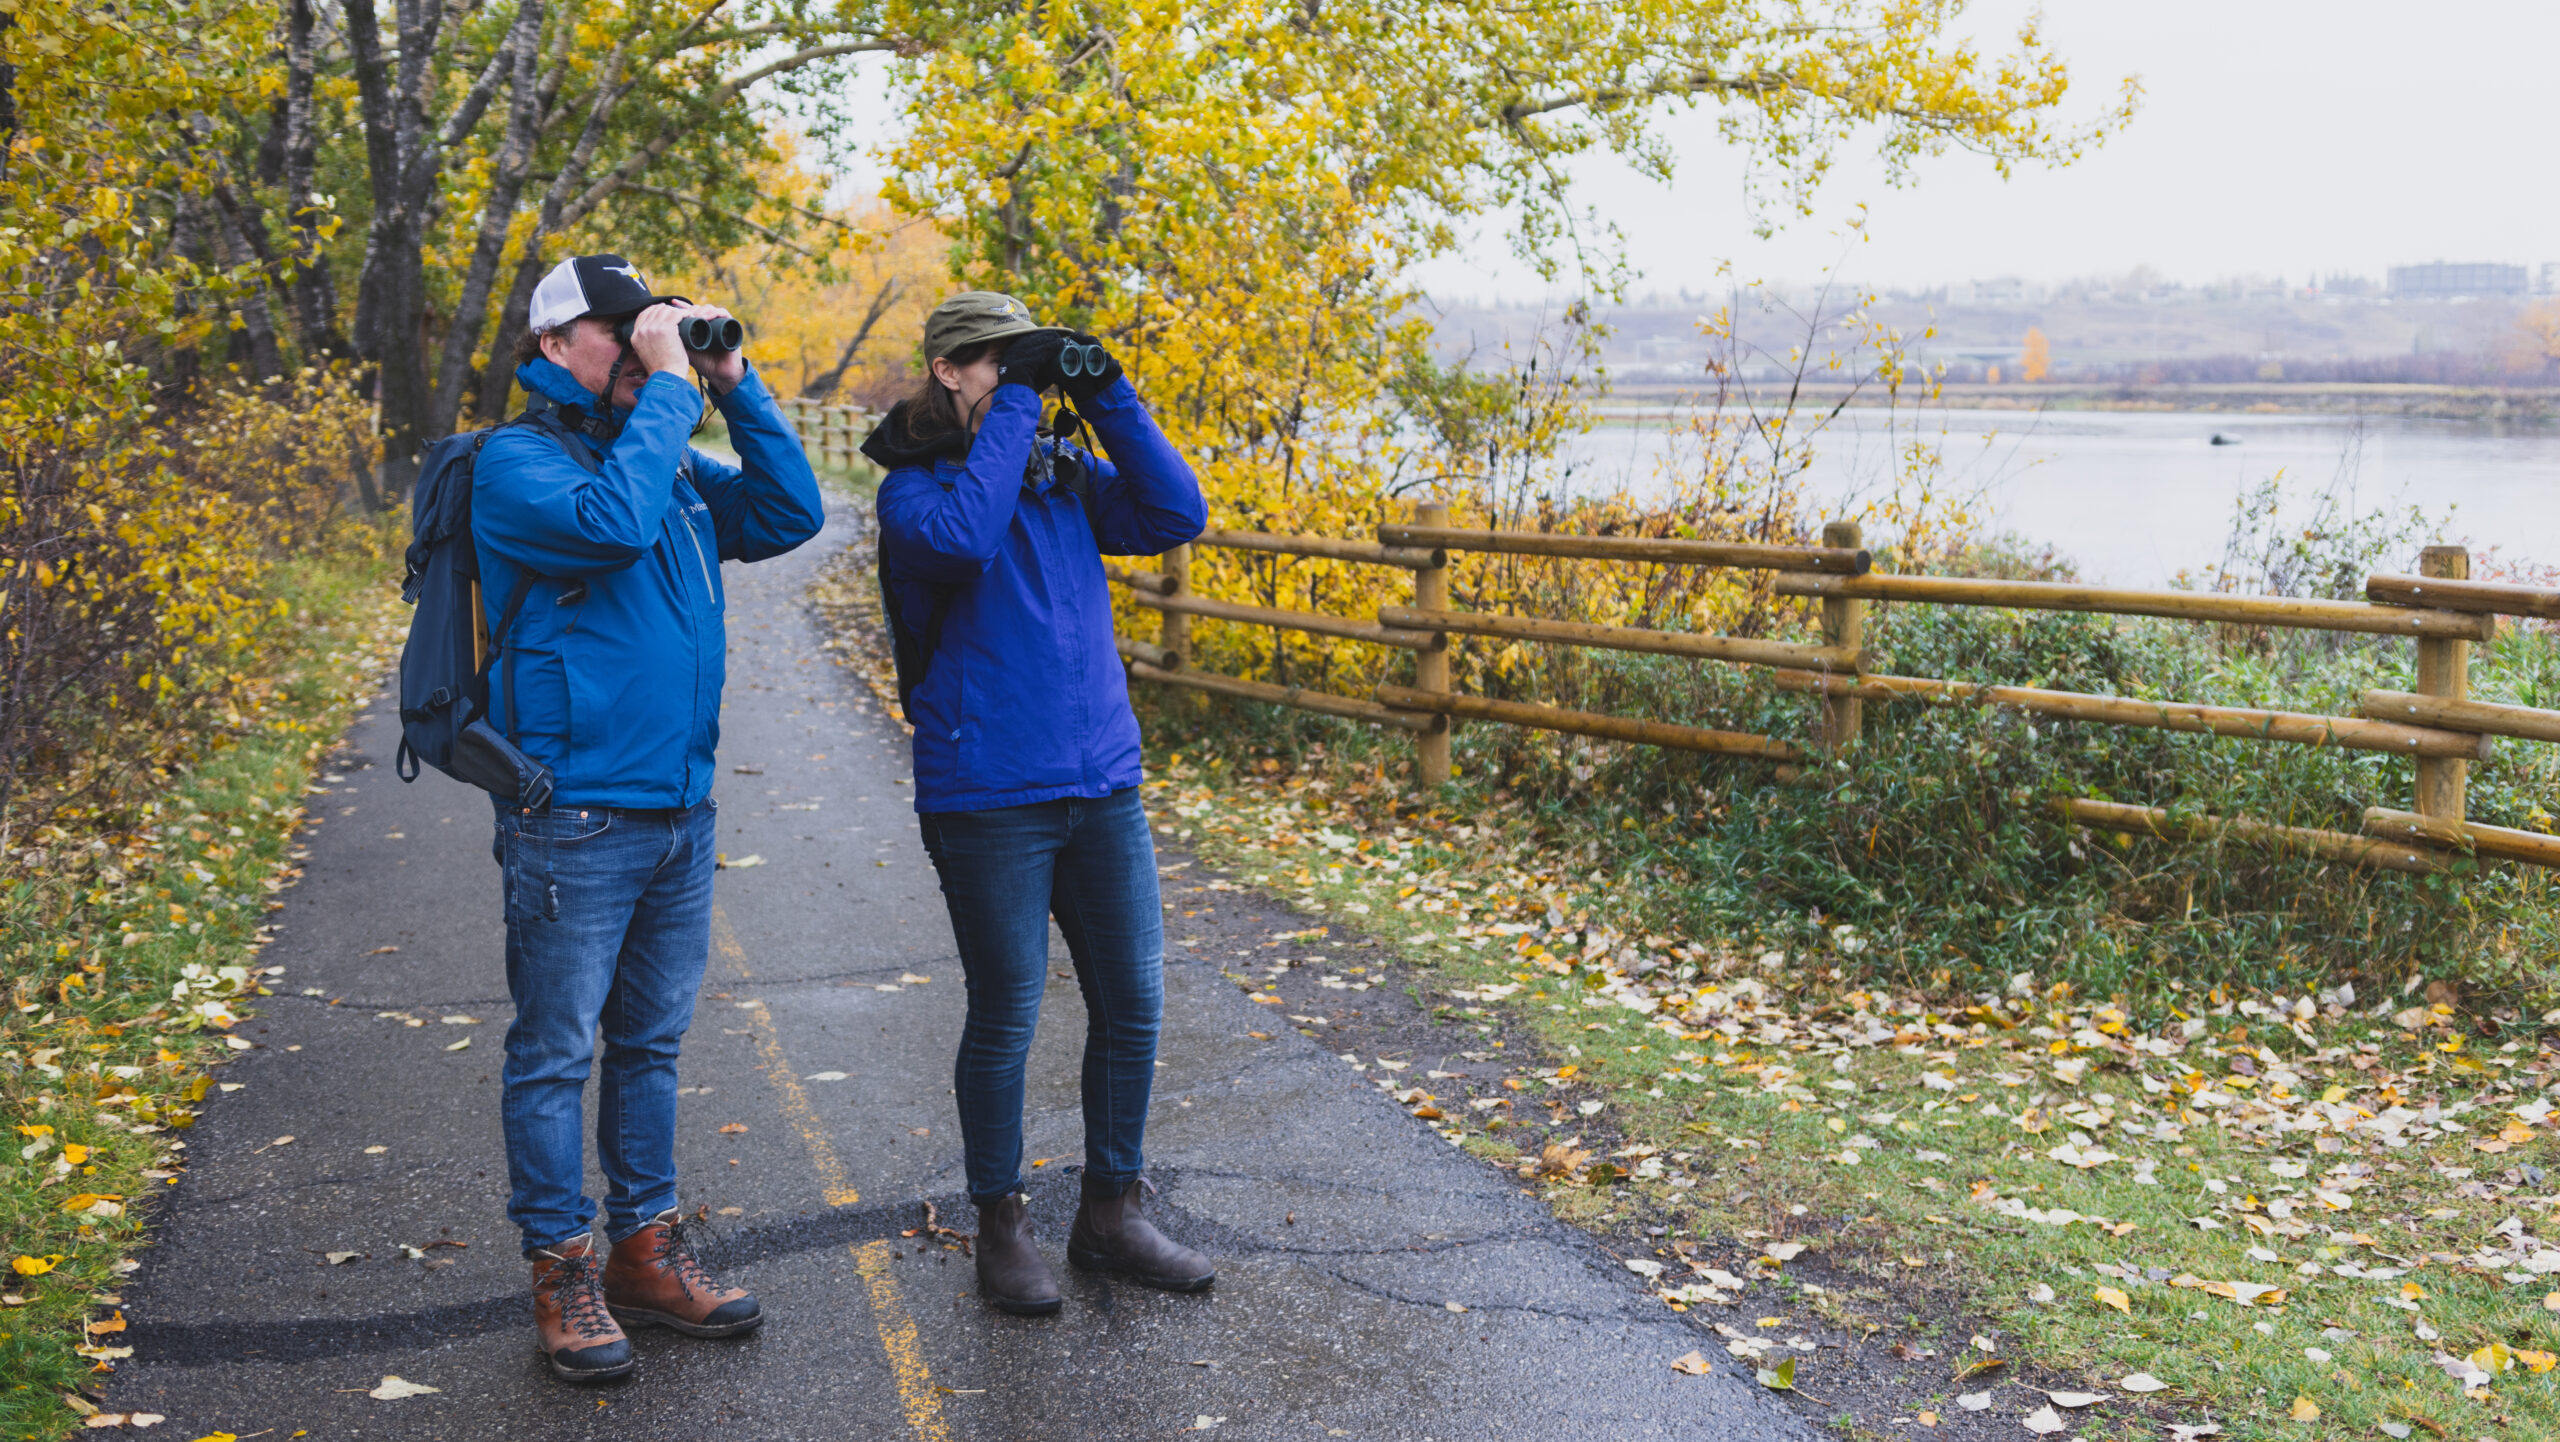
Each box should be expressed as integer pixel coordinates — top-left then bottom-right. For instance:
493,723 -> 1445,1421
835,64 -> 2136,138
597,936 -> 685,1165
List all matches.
474,253 -> 823,1382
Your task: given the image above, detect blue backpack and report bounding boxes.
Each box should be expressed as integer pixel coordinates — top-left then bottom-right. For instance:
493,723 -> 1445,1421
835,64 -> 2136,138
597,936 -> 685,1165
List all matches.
393,410 -> 600,808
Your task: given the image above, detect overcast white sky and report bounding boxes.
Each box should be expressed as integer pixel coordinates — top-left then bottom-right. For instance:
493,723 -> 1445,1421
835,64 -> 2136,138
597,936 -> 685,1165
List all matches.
1411,0 -> 2560,300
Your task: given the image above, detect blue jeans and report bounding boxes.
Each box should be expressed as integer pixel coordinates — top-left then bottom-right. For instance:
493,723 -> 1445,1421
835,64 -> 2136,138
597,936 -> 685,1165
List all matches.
918,788 -> 1164,1202
491,798 -> 715,1253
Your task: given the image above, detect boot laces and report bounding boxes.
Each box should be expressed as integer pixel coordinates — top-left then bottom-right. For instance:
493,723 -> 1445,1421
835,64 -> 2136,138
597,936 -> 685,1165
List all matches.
655,1215 -> 722,1299
540,1250 -> 617,1341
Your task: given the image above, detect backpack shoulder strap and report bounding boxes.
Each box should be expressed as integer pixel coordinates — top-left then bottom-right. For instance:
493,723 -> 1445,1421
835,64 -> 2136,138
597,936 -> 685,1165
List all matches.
515,392 -> 607,473
489,569 -> 540,743
471,406 -> 601,744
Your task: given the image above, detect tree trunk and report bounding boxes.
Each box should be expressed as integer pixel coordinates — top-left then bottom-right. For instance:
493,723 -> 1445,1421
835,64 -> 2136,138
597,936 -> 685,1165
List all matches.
205,185 -> 288,383
476,27 -> 640,421
428,0 -> 545,436
281,0 -> 345,358
800,276 -> 905,399
348,0 -> 509,499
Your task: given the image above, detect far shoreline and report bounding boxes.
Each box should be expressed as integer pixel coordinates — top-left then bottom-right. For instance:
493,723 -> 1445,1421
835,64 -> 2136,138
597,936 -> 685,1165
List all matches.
1598,380 -> 2560,423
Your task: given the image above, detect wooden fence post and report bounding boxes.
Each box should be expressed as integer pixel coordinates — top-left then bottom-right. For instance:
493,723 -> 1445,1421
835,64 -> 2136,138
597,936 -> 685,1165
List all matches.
1160,543 -> 1192,668
1816,519 -> 1866,752
2414,544 -> 2472,824
1412,499 -> 1452,787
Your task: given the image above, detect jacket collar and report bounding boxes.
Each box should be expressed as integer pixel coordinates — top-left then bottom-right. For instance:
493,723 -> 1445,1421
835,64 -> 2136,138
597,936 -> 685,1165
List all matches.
515,357 -> 629,443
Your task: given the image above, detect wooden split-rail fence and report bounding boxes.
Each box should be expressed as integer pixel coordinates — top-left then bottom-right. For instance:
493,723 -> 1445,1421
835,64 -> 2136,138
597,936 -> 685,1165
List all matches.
1106,503 -> 2560,880
778,398 -> 870,471
776,416 -> 2559,878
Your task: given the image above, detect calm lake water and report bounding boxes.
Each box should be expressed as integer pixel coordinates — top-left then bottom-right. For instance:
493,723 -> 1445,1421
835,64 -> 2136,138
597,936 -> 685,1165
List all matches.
1561,407 -> 2560,585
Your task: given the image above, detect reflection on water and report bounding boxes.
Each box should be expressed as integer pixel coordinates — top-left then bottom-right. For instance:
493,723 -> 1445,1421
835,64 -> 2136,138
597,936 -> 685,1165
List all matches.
1556,407 -> 2560,585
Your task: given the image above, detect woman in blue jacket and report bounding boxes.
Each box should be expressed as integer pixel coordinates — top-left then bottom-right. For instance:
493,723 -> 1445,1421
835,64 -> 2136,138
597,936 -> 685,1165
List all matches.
865,292 -> 1209,1315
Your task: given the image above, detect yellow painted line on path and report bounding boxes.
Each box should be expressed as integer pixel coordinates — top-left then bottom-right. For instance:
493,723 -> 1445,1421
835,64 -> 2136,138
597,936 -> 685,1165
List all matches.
854,1239 -> 954,1441
711,906 -> 860,1206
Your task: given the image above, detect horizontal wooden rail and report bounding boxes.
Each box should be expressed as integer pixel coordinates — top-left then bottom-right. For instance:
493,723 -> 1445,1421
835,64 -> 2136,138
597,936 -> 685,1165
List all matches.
1130,661 -> 1443,733
1772,572 -> 2495,641
1373,683 -> 1805,762
2361,807 -> 2560,869
1116,636 -> 1179,670
1377,524 -> 1870,575
1198,527 -> 1444,570
2368,572 -> 2560,621
2056,798 -> 2444,876
1103,563 -> 1179,595
2361,689 -> 2560,744
1377,604 -> 1860,672
1133,590 -> 1442,651
1775,670 -> 2491,759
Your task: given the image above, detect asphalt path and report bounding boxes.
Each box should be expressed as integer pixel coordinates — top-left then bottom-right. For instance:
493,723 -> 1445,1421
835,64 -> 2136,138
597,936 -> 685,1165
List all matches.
107,488 -> 1811,1441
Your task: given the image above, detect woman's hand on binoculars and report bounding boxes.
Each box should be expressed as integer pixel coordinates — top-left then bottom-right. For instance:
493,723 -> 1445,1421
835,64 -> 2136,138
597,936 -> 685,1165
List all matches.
1058,331 -> 1123,404
998,330 -> 1069,393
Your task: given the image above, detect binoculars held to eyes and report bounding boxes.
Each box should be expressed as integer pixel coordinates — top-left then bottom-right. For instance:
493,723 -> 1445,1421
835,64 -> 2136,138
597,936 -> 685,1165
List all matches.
1058,340 -> 1108,378
614,312 -> 743,354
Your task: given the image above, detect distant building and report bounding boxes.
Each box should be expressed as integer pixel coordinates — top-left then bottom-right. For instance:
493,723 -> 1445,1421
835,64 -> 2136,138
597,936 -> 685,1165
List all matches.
2387,261 -> 2529,298
1951,276 -> 2028,304
2541,262 -> 2559,295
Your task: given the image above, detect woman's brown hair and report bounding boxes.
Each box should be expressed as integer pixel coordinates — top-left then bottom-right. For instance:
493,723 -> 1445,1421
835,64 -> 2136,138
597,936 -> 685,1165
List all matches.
898,340 -> 997,449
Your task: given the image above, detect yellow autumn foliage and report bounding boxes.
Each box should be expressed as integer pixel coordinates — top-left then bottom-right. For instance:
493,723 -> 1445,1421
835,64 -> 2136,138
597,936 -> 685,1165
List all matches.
0,0 -> 385,851
884,0 -> 2124,698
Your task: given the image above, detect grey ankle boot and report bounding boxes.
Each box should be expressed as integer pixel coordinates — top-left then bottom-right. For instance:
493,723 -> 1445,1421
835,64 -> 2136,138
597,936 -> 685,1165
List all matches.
1067,1174 -> 1214,1292
972,1192 -> 1061,1315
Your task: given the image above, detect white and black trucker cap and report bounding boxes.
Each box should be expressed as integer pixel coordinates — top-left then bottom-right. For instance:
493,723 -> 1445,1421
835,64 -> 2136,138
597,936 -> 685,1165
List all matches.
528,254 -> 686,333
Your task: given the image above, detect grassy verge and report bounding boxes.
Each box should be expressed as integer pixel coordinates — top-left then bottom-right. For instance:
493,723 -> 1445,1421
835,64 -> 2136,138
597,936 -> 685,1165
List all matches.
1132,737 -> 2560,1441
0,549 -> 403,1438
1144,583 -> 2560,1012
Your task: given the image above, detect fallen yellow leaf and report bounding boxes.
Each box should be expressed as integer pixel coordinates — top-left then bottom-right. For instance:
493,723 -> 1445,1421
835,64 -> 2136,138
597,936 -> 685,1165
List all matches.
2094,1285 -> 2132,1315
2289,1396 -> 2318,1422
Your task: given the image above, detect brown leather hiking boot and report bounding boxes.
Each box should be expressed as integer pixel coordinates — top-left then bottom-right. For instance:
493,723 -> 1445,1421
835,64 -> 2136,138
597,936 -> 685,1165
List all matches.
529,1235 -> 635,1382
1067,1174 -> 1214,1292
972,1191 -> 1062,1316
602,1208 -> 763,1337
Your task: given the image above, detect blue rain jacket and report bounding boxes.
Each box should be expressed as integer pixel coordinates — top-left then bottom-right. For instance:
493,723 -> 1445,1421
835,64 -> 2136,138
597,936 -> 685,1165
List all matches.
873,378 -> 1205,813
473,357 -> 824,808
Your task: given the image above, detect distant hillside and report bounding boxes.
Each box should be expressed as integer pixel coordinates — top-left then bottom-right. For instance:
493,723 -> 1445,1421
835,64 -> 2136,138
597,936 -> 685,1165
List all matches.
1427,288 -> 2557,394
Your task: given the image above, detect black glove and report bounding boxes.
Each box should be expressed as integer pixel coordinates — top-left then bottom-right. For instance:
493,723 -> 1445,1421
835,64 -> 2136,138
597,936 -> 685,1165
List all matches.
1058,331 -> 1124,404
996,330 -> 1067,392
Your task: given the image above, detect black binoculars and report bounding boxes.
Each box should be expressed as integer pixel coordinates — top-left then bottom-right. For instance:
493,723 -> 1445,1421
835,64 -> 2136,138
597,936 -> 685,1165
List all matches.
613,312 -> 743,354
1058,340 -> 1107,377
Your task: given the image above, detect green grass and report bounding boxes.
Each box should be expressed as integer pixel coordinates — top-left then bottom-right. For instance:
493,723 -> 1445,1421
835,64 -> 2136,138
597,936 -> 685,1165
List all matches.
1132,739 -> 2560,1440
0,548 -> 402,1439
1136,589 -> 2560,1015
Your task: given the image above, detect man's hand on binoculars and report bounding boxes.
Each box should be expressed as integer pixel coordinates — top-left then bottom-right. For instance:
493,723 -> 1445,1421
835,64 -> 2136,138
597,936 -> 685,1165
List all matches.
625,305 -> 692,379
676,303 -> 746,394
625,303 -> 746,393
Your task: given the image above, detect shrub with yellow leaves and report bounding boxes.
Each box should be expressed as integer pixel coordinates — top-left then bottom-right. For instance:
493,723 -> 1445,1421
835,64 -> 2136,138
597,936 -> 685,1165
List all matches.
0,0 -> 385,858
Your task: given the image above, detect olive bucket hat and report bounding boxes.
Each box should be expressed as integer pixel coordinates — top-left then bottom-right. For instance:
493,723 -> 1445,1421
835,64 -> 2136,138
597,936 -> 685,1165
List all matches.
922,291 -> 1048,361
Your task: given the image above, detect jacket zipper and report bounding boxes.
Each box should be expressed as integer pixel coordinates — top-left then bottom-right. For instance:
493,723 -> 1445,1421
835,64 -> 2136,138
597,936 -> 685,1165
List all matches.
679,511 -> 717,604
